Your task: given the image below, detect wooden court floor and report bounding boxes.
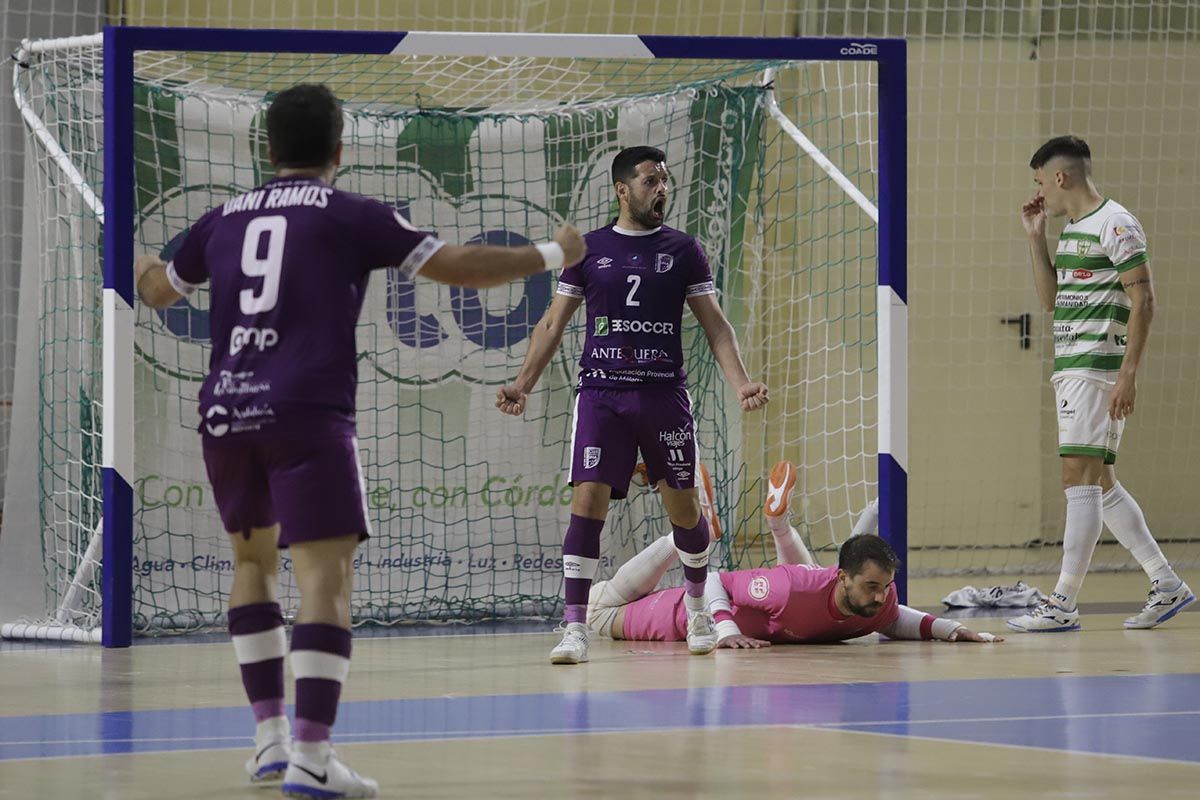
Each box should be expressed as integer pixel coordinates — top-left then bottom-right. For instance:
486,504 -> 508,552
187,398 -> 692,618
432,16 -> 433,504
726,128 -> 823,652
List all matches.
1,570 -> 1198,799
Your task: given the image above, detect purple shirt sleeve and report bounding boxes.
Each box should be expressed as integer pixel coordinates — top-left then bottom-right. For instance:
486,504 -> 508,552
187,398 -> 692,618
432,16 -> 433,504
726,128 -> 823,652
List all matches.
685,239 -> 715,297
166,209 -> 218,292
557,260 -> 586,297
353,197 -> 445,278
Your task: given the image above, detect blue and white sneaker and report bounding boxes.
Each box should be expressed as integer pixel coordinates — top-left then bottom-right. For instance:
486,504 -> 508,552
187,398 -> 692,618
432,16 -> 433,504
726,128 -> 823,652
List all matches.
1124,580 -> 1195,629
1006,600 -> 1081,632
244,716 -> 290,783
282,742 -> 378,799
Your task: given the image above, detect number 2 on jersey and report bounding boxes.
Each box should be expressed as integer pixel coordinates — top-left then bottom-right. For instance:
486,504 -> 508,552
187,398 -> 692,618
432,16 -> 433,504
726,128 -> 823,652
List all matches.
239,215 -> 287,314
625,274 -> 641,307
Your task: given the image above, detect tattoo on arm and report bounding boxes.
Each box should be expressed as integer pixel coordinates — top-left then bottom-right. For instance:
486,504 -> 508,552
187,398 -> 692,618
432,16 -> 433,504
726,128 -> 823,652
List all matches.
1122,278 -> 1151,289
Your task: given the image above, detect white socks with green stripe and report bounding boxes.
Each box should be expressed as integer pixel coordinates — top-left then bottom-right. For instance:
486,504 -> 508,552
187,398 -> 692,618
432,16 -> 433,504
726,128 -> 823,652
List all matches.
1103,482 -> 1181,589
1052,485 -> 1104,612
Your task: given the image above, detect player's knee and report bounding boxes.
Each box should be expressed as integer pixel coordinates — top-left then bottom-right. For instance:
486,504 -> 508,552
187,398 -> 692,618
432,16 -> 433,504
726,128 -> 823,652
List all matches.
296,563 -> 353,602
666,499 -> 702,530
1060,456 -> 1102,489
231,541 -> 279,574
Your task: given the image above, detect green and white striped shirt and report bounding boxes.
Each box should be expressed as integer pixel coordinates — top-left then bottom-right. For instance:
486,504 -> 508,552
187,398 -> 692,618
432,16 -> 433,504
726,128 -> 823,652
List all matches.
1052,199 -> 1148,385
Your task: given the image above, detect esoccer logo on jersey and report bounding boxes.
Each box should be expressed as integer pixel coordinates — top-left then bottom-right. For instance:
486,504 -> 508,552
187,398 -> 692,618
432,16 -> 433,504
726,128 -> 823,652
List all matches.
609,319 -> 675,335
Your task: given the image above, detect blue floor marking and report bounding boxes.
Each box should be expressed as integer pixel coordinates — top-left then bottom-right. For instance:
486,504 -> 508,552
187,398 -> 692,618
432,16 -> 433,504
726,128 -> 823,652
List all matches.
2,673 -> 1197,764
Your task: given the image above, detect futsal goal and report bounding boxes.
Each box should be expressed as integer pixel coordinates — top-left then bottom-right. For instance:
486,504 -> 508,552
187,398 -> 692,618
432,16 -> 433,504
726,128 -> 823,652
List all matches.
0,28 -> 904,645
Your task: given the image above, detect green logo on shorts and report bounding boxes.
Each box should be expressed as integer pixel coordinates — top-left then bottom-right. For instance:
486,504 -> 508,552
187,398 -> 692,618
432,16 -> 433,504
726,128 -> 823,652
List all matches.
594,316 -> 609,336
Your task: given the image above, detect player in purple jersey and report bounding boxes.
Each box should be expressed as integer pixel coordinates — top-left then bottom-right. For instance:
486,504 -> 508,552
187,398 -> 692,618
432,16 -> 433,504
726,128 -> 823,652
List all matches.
496,145 -> 769,665
135,84 -> 585,799
589,462 -> 1001,647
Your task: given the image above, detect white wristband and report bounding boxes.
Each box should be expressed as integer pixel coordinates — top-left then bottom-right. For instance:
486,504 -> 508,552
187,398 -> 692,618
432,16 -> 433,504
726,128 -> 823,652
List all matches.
536,241 -> 564,271
714,619 -> 742,641
932,618 -> 964,641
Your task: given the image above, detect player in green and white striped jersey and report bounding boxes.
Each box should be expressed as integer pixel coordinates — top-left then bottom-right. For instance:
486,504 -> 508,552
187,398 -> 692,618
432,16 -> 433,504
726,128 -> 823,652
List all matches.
1009,136 -> 1193,634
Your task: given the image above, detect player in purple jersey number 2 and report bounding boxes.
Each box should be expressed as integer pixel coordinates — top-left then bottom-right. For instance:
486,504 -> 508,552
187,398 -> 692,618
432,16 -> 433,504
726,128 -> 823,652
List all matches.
497,145 -> 769,665
135,84 -> 585,799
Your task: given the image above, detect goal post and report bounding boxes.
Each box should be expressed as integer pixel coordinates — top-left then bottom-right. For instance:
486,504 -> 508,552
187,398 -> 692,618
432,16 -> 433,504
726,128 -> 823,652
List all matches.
3,27 -> 906,647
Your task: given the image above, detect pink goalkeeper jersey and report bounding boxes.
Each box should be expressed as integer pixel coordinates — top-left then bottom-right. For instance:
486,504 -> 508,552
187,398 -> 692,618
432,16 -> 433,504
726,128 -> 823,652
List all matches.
622,564 -> 899,644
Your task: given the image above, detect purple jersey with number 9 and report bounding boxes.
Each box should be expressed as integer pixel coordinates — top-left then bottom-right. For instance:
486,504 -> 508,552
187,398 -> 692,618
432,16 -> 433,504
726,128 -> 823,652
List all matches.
165,177 -> 443,436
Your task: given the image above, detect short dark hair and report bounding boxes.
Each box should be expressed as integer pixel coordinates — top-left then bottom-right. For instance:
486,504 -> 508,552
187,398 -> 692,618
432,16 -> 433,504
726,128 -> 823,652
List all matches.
266,84 -> 344,169
838,534 -> 901,577
612,145 -> 666,186
1029,135 -> 1092,173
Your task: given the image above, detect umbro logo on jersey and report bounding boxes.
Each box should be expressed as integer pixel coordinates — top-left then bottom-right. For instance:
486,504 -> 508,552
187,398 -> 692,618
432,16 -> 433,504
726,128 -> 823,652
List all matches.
596,257 -> 613,269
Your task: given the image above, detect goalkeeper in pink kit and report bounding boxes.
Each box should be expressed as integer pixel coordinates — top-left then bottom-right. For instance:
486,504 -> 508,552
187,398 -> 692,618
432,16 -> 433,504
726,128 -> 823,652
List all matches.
589,461 -> 1002,647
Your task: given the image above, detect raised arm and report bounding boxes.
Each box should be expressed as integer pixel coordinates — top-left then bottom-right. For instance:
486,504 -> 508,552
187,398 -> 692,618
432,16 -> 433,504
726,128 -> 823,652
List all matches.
420,224 -> 585,290
495,292 -> 583,416
1021,194 -> 1058,313
687,293 -> 768,411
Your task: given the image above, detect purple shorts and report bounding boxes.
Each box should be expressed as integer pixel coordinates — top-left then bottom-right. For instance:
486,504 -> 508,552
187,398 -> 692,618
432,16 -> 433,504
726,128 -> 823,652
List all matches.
569,384 -> 699,500
201,426 -> 370,547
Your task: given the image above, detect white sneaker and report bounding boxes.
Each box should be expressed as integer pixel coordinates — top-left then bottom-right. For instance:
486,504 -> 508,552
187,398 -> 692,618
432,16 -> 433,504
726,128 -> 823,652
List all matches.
244,716 -> 290,783
282,742 -> 378,799
687,610 -> 719,655
1006,600 -> 1081,632
1125,580 -> 1195,629
549,622 -> 590,665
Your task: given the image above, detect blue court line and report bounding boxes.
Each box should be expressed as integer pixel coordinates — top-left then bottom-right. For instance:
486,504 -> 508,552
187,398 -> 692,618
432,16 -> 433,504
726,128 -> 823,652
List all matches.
2,673 -> 1198,764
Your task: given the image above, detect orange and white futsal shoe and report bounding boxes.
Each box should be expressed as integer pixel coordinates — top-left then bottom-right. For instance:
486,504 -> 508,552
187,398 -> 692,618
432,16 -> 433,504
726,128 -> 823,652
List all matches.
763,460 -> 797,519
697,462 -> 722,541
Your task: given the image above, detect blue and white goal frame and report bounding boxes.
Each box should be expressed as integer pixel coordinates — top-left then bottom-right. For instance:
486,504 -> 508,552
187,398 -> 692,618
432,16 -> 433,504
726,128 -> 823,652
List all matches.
101,27 -> 907,647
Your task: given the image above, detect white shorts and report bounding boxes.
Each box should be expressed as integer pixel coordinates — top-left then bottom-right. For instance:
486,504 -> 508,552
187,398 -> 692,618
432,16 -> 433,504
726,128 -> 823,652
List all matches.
1053,376 -> 1124,464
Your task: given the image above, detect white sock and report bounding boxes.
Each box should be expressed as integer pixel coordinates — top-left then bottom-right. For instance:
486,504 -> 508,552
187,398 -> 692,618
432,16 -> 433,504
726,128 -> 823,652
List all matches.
767,517 -> 814,566
1053,485 -> 1104,611
255,715 -> 290,745
606,535 -> 678,604
851,499 -> 879,537
1103,482 -> 1180,589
